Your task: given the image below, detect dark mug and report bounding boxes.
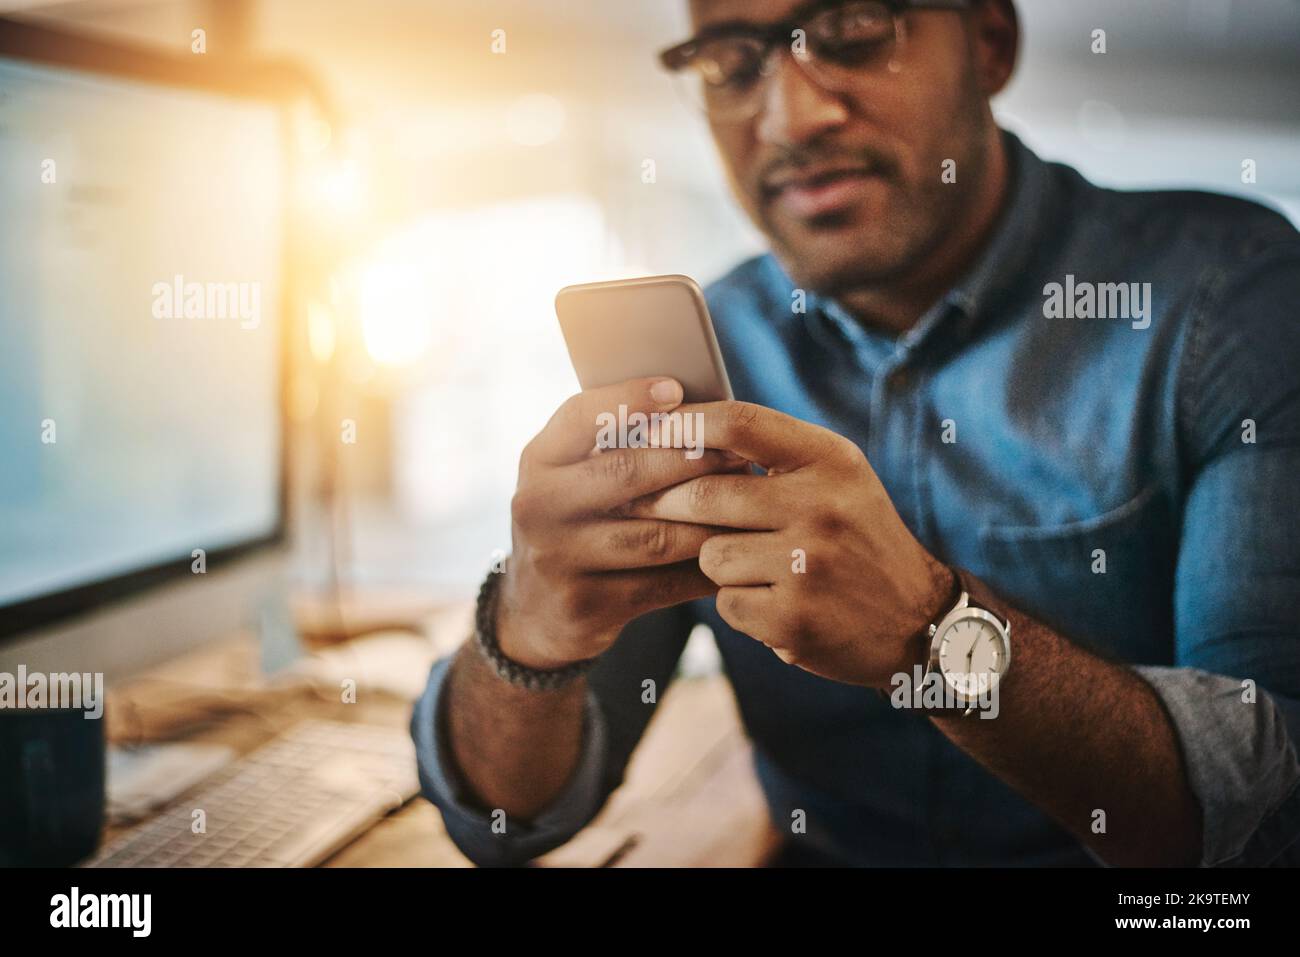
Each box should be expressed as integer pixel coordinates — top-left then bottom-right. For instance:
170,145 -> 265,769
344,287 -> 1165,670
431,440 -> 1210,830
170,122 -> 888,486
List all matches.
0,706 -> 106,866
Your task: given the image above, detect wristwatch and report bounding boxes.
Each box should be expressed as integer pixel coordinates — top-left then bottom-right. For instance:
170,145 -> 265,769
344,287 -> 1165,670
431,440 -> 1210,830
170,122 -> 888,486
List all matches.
923,567 -> 1012,715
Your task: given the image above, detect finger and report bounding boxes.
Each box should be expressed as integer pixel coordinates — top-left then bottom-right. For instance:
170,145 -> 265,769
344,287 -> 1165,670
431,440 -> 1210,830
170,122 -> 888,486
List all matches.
714,584 -> 779,644
676,400 -> 840,472
698,532 -> 789,585
526,447 -> 748,517
624,472 -> 794,529
594,559 -> 719,616
566,520 -> 727,571
526,377 -> 685,467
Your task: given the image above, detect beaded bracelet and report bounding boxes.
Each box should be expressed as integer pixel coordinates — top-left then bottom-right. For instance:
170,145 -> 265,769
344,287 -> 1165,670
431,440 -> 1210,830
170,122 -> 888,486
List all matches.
472,571 -> 600,692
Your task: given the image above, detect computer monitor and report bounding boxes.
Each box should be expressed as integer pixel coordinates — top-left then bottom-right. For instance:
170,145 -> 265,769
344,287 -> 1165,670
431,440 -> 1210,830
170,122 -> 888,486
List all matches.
0,19 -> 294,682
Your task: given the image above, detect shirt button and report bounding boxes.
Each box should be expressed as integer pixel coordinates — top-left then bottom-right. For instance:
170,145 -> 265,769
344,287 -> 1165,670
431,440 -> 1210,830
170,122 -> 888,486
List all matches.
888,369 -> 912,389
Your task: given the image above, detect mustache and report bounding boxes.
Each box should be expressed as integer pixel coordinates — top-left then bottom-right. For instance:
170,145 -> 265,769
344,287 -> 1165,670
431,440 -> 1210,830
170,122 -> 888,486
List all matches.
757,143 -> 898,195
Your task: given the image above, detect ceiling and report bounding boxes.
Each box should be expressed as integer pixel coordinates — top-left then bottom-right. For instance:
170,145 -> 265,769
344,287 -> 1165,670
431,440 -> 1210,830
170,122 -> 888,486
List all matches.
6,1 -> 1297,128
7,0 -> 1299,54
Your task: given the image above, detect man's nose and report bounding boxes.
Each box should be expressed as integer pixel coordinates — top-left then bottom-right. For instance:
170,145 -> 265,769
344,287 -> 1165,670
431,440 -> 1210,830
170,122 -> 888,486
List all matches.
754,53 -> 850,146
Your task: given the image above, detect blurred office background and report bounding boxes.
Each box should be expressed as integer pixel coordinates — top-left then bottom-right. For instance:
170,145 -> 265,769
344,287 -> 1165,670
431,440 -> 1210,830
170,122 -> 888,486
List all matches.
6,0 -> 1298,609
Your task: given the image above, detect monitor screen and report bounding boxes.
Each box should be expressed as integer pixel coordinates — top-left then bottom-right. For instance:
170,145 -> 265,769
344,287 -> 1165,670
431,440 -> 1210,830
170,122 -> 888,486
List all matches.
0,55 -> 284,614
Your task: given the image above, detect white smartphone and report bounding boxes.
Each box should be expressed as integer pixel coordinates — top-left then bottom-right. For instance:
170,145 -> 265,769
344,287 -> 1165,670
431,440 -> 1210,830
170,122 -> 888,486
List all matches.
555,274 -> 734,403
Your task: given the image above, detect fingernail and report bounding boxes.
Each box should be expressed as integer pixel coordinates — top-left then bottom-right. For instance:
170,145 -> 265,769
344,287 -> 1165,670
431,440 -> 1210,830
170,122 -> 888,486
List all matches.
649,378 -> 682,406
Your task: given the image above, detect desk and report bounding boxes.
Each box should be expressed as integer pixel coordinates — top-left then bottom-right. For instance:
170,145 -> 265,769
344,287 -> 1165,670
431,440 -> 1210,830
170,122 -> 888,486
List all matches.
104,623 -> 780,868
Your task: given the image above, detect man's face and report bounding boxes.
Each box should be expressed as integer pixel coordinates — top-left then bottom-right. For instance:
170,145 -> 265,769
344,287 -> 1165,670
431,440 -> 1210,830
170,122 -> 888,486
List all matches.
688,0 -> 994,295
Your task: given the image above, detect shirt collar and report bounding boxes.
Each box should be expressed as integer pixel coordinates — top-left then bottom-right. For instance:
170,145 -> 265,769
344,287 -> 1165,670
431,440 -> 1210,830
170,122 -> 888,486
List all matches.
939,128 -> 1052,341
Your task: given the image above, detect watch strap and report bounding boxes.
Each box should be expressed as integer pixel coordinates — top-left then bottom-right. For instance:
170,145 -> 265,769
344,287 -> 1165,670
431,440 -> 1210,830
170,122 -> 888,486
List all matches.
950,566 -> 1010,630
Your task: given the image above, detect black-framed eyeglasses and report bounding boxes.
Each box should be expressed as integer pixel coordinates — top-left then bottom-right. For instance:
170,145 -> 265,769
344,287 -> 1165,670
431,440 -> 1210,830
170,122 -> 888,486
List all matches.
658,0 -> 970,123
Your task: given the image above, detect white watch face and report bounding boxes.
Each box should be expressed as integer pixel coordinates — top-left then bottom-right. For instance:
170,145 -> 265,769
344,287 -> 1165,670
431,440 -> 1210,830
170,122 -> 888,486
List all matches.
938,613 -> 1008,700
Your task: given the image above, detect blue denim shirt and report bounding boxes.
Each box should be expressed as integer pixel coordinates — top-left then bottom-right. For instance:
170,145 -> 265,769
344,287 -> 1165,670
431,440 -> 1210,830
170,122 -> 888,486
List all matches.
412,130 -> 1300,867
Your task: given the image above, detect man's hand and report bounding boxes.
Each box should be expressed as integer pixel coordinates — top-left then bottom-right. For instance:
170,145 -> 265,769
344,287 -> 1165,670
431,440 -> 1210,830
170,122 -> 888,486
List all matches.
625,401 -> 956,687
499,377 -> 742,670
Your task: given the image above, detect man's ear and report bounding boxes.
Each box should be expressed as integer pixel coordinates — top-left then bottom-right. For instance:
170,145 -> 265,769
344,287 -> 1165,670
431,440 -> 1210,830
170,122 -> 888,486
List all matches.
969,0 -> 1019,97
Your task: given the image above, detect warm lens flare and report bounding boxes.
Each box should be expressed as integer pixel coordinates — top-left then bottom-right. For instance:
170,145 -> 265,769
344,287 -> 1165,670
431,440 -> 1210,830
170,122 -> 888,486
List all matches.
356,252 -> 435,366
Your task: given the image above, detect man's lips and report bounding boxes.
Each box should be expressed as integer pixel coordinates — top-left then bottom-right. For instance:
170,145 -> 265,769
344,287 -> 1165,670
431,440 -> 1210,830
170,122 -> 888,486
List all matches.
762,164 -> 883,220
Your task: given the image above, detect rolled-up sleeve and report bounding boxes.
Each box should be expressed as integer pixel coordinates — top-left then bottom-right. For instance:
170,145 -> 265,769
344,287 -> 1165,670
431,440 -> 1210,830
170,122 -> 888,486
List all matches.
409,654 -> 609,867
1153,240 -> 1300,866
408,604 -> 697,866
1134,666 -> 1300,866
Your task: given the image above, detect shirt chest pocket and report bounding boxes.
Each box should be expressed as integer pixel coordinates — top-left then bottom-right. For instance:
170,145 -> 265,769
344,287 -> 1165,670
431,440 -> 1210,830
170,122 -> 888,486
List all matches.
975,482 -> 1176,663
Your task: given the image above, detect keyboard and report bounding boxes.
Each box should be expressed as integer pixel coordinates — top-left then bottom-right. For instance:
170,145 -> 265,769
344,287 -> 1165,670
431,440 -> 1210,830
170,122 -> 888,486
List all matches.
84,720 -> 419,868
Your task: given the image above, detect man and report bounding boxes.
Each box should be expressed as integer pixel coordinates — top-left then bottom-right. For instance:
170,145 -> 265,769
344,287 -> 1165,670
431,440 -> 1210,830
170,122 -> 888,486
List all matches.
412,0 -> 1300,866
